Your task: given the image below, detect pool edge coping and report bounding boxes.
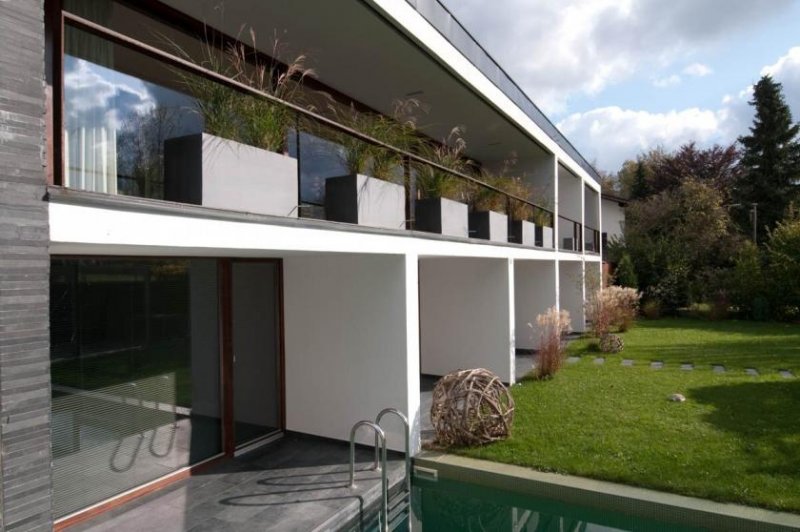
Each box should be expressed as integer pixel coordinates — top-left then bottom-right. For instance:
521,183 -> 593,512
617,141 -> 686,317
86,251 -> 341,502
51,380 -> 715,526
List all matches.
414,451 -> 800,531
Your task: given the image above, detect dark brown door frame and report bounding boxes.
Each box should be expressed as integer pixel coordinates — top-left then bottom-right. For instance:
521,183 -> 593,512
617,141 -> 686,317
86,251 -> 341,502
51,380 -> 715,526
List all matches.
220,258 -> 286,456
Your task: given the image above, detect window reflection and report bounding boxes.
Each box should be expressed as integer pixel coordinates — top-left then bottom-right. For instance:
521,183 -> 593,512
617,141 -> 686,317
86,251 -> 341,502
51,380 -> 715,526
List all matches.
50,258 -> 221,517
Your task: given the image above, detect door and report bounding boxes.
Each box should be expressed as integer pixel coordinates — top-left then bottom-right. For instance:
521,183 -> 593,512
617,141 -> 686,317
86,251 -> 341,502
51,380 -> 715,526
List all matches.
231,261 -> 281,447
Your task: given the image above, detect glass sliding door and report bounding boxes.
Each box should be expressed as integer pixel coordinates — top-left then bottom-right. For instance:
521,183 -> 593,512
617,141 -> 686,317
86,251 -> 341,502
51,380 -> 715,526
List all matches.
50,258 -> 222,518
231,261 -> 281,447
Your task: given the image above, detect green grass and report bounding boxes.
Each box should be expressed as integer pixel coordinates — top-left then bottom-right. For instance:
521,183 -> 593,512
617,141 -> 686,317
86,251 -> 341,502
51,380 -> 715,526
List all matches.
456,319 -> 800,514
569,317 -> 800,372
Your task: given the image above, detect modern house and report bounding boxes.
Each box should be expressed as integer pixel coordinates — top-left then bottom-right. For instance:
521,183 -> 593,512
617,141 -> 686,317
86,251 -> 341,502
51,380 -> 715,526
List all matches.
0,0 -> 603,529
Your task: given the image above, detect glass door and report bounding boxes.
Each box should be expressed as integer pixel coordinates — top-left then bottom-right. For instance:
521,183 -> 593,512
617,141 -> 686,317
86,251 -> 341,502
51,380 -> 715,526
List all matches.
231,261 -> 282,447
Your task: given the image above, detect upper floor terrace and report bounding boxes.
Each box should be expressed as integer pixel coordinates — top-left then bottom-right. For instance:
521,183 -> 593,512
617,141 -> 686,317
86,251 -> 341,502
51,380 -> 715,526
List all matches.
47,0 -> 601,255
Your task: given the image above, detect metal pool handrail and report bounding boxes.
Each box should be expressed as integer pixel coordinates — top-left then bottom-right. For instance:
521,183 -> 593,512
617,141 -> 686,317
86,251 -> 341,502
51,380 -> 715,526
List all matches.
375,408 -> 411,493
349,420 -> 388,531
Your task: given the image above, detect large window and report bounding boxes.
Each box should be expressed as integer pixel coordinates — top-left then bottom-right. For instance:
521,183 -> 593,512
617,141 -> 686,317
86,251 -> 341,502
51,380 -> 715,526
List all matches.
50,258 -> 222,517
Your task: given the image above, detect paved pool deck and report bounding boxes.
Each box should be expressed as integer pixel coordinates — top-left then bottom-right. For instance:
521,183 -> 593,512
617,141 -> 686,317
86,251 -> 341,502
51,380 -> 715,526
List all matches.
67,434 -> 406,532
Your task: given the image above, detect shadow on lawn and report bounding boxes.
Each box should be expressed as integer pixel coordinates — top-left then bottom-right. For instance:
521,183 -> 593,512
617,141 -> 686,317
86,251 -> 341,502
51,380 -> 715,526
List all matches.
691,380 -> 800,477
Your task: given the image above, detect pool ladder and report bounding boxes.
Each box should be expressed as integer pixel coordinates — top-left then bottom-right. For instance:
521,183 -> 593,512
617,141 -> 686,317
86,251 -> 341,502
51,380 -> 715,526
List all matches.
348,408 -> 411,532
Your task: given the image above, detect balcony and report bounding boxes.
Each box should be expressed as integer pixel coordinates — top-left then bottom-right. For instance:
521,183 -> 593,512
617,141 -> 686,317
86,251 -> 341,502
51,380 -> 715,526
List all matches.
56,2 -> 567,253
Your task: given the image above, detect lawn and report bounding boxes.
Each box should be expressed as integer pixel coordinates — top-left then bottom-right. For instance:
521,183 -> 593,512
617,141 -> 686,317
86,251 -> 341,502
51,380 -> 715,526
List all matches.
457,318 -> 800,514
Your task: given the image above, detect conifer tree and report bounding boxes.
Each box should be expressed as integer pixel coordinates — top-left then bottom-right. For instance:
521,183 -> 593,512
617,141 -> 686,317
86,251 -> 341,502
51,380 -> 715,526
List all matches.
630,160 -> 650,200
735,75 -> 800,243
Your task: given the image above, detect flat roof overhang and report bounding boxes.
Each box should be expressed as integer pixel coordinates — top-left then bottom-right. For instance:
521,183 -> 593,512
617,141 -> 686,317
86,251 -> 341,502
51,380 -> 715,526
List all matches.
158,0 -> 561,177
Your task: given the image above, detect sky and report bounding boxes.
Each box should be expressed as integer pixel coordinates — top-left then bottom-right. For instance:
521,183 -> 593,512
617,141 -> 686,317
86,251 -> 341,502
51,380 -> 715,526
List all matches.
440,0 -> 800,174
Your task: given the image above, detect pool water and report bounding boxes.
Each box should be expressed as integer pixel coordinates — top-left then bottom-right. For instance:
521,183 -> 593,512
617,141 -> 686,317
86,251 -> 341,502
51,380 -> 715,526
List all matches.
361,477 -> 705,531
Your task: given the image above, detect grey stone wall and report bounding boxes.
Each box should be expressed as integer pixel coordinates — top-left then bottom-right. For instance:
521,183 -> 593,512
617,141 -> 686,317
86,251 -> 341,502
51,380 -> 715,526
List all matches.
0,0 -> 53,530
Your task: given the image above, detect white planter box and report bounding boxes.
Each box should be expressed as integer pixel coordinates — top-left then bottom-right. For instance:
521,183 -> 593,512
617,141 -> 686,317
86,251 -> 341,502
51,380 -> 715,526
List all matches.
509,219 -> 536,246
536,226 -> 554,248
415,197 -> 469,238
164,133 -> 298,217
469,210 -> 508,242
325,174 -> 406,230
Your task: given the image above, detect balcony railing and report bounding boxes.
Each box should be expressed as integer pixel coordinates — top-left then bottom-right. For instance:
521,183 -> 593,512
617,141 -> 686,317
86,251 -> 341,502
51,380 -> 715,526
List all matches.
584,226 -> 601,254
558,215 -> 583,252
60,11 -> 557,249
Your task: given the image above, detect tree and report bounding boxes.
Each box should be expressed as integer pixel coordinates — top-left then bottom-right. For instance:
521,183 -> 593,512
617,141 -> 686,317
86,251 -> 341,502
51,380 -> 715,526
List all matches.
630,161 -> 650,200
735,75 -> 800,243
622,179 -> 740,311
614,253 -> 638,289
652,142 -> 740,201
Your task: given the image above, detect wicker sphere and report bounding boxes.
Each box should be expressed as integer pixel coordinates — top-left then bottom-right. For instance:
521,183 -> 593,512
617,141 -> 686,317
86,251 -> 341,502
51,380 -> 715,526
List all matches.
430,368 -> 515,447
600,333 -> 624,353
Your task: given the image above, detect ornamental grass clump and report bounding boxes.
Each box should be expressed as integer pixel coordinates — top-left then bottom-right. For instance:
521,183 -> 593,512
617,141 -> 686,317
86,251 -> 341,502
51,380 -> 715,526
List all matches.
531,306 -> 571,379
586,285 -> 641,337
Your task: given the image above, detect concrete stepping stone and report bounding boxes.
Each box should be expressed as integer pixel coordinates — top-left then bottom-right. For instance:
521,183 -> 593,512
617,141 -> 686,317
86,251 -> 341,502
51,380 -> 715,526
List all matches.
621,359 -> 634,367
779,370 -> 793,378
680,363 -> 694,371
650,361 -> 663,369
712,365 -> 725,373
745,368 -> 759,376
593,357 -> 605,365
566,356 -> 580,364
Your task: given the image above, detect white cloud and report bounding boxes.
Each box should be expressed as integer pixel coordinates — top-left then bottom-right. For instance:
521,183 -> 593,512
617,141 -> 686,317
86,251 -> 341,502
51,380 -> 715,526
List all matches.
557,45 -> 800,173
760,46 -> 800,117
557,107 -> 724,171
652,74 -> 682,88
441,0 -> 791,114
683,62 -> 713,77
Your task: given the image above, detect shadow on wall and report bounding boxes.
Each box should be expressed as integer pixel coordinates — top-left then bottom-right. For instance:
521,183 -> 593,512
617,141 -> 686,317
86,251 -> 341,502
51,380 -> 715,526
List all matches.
690,380 -> 800,478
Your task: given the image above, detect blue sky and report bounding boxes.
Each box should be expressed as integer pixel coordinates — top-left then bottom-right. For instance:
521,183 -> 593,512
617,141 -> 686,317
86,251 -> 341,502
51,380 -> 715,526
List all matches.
440,0 -> 800,173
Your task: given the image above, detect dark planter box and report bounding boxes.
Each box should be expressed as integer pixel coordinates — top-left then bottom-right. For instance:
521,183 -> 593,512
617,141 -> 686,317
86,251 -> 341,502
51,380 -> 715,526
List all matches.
415,197 -> 469,237
535,225 -> 554,248
468,210 -> 508,242
325,173 -> 406,230
508,219 -> 536,246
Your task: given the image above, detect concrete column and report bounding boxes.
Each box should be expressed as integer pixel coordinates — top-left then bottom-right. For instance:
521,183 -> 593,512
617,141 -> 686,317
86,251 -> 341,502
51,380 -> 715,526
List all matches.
404,254 -> 421,454
419,257 -> 514,383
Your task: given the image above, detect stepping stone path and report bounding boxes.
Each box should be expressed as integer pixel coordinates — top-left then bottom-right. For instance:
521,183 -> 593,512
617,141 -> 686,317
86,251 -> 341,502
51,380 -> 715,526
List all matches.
779,370 -> 793,378
650,361 -> 664,369
566,356 -> 580,364
593,357 -> 605,365
621,359 -> 634,367
712,365 -> 726,373
745,368 -> 759,376
680,363 -> 694,371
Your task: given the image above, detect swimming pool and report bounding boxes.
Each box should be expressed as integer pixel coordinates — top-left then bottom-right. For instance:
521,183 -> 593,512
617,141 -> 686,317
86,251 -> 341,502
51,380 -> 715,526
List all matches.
354,476 -> 704,531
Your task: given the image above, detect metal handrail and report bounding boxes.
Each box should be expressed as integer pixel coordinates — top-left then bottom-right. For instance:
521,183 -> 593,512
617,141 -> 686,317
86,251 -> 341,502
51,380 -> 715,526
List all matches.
349,420 -> 388,532
374,408 -> 411,493
62,11 -> 554,221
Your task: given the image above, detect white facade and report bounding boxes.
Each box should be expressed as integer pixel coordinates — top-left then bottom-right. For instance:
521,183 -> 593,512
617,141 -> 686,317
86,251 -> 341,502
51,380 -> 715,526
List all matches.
47,0 -> 602,465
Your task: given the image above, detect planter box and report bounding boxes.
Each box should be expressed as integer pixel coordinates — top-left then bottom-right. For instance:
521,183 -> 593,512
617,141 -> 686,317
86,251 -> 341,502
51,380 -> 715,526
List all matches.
468,211 -> 508,242
325,174 -> 406,230
164,133 -> 298,217
509,219 -> 536,246
535,225 -> 554,248
415,197 -> 469,238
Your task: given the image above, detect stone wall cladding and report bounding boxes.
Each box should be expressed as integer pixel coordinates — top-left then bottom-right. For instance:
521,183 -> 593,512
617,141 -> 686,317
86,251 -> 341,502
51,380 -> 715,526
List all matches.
0,0 -> 52,530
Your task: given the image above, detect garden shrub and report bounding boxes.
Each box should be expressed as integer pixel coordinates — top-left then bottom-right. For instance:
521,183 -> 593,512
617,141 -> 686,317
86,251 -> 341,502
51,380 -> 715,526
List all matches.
614,253 -> 638,289
586,285 -> 641,336
531,307 -> 571,379
642,299 -> 662,319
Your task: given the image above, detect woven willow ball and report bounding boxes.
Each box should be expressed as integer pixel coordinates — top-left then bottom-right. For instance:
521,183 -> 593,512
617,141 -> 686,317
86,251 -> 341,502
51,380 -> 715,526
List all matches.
430,368 -> 515,448
600,333 -> 624,353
